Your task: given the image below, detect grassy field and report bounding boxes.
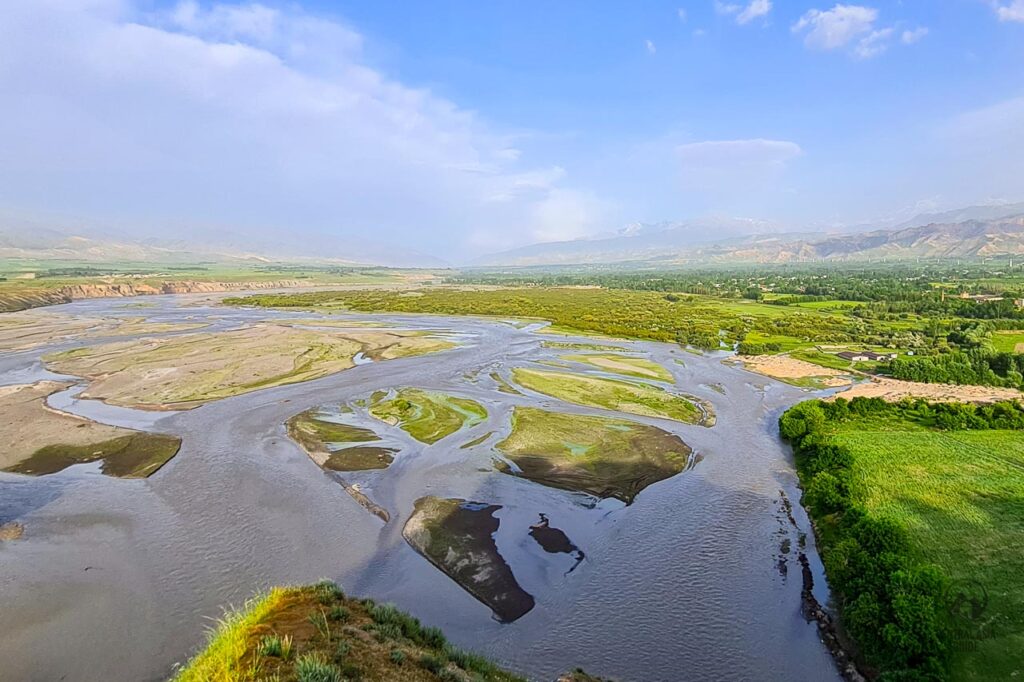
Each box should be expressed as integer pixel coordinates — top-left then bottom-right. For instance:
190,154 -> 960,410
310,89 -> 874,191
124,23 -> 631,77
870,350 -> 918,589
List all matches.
832,427 -> 1024,680
369,389 -> 486,444
172,582 -> 528,682
230,286 -> 912,351
992,330 -> 1024,354
512,368 -> 709,425
286,408 -> 397,471
495,407 -> 693,503
560,353 -> 673,381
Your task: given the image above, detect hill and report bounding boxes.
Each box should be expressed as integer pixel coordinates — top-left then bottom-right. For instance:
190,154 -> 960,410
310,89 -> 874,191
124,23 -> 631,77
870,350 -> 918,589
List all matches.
476,208 -> 1024,267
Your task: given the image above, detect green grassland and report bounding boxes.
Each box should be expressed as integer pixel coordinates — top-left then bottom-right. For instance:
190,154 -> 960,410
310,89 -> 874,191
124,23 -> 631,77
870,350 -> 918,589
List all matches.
172,582 -> 527,682
992,330 -> 1024,354
496,407 -> 693,503
512,368 -> 710,425
560,353 -> 673,381
369,389 -> 487,444
229,286 -> 918,352
833,428 -> 1024,680
782,399 -> 1024,680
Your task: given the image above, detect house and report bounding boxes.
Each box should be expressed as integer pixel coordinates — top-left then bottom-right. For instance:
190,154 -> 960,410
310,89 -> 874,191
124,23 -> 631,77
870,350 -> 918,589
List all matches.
837,351 -> 871,362
863,351 -> 898,361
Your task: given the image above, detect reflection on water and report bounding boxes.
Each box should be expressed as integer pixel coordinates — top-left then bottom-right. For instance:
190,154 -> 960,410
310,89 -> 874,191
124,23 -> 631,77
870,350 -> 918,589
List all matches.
0,294 -> 840,682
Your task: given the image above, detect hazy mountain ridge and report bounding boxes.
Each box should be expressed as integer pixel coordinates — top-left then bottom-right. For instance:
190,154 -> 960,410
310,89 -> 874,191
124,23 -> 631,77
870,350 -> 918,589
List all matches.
0,224 -> 446,268
478,207 -> 1024,266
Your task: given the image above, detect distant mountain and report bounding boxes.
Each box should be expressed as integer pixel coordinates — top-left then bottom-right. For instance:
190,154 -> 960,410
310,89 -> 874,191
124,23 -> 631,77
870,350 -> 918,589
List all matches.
0,223 -> 445,268
476,206 -> 1024,266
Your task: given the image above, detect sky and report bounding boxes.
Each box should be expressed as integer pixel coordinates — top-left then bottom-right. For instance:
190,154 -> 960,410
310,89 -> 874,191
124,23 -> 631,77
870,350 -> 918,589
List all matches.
1,0 -> 1023,263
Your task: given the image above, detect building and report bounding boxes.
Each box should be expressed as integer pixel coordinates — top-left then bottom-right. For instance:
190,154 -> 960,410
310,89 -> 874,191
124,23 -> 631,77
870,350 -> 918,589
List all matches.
837,351 -> 871,362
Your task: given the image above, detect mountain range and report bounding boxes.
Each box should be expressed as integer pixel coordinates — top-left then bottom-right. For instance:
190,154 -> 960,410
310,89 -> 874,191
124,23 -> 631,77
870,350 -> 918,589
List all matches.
4,202 -> 1024,269
474,203 -> 1024,267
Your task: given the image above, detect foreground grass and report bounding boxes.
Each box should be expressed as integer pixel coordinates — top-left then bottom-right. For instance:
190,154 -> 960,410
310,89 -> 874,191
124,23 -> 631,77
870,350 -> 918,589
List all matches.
496,407 -> 694,503
369,389 -> 487,444
172,583 -> 527,682
511,368 -> 709,425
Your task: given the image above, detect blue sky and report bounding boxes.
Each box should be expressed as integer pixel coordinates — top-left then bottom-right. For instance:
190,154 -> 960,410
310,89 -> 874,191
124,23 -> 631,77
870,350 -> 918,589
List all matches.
1,1 -> 1022,262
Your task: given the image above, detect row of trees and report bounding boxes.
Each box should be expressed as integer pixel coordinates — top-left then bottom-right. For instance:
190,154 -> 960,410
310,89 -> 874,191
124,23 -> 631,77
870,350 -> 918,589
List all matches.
886,349 -> 1024,391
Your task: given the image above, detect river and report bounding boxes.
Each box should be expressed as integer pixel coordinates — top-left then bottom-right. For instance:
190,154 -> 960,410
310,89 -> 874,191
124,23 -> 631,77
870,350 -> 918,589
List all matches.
0,293 -> 841,682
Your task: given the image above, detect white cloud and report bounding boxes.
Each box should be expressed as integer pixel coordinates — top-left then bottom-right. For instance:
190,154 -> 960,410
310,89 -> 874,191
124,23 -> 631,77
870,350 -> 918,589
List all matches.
645,39 -> 657,54
0,1 -> 604,261
737,0 -> 772,25
716,0 -> 772,25
901,27 -> 929,44
715,1 -> 741,16
677,8 -> 688,21
792,4 -> 878,50
676,139 -> 802,190
854,27 -> 894,59
994,0 -> 1024,22
792,5 -> 909,59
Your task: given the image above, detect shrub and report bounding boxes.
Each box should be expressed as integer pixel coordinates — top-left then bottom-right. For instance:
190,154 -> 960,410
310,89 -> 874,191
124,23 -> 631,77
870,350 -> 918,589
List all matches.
328,606 -> 350,622
257,634 -> 283,658
418,653 -> 445,674
295,653 -> 342,682
389,649 -> 406,665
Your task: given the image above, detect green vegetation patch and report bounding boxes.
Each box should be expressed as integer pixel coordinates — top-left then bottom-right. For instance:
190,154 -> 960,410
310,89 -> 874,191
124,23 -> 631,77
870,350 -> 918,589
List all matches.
172,582 -> 528,682
369,389 -> 487,444
287,409 -> 378,452
5,432 -> 181,478
403,497 -> 535,623
561,353 -> 673,381
512,368 -> 709,425
992,330 -> 1024,354
323,447 -> 397,472
496,407 -> 694,503
780,397 -> 1024,680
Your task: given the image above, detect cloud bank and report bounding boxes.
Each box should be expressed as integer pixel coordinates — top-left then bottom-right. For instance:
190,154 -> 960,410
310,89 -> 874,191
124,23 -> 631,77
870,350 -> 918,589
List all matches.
0,0 -> 604,262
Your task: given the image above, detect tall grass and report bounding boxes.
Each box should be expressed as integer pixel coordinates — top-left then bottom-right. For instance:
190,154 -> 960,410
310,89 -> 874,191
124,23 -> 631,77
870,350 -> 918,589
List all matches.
172,588 -> 289,682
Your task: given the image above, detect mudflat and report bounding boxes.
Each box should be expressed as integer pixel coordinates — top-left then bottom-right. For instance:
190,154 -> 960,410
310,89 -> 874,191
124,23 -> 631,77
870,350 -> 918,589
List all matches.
43,323 -> 455,410
0,381 -> 180,477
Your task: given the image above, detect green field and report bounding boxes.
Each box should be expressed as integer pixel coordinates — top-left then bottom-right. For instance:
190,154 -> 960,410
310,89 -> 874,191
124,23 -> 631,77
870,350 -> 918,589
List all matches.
511,368 -> 709,425
833,428 -> 1024,680
992,331 -> 1024,354
369,389 -> 487,444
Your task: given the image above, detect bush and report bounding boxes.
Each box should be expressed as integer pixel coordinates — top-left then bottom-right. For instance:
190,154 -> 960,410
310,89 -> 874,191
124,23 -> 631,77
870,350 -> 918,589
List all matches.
295,653 -> 343,682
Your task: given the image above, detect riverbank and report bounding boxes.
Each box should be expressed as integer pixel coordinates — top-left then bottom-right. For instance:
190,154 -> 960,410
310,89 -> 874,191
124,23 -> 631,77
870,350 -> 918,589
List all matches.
172,582 -> 599,682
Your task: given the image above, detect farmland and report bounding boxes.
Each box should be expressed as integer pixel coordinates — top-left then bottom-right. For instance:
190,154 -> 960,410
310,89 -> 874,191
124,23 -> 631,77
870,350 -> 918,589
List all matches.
781,398 -> 1024,680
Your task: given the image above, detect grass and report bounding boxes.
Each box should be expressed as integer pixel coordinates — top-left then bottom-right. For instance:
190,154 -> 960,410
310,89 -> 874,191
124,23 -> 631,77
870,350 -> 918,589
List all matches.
286,408 -> 395,471
560,353 -> 673,381
495,407 -> 694,503
827,419 -> 1024,681
788,349 -> 857,372
5,432 -> 181,478
991,330 -> 1024,354
511,367 -> 709,425
369,389 -> 487,444
172,583 -> 528,682
229,286 -> 907,352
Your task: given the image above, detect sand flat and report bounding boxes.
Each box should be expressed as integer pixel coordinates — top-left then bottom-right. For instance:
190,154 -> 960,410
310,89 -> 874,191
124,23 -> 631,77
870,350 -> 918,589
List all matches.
43,323 -> 455,410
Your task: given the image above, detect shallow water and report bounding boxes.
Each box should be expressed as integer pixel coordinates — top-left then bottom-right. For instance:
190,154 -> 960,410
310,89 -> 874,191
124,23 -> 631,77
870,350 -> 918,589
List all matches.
0,294 -> 840,682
